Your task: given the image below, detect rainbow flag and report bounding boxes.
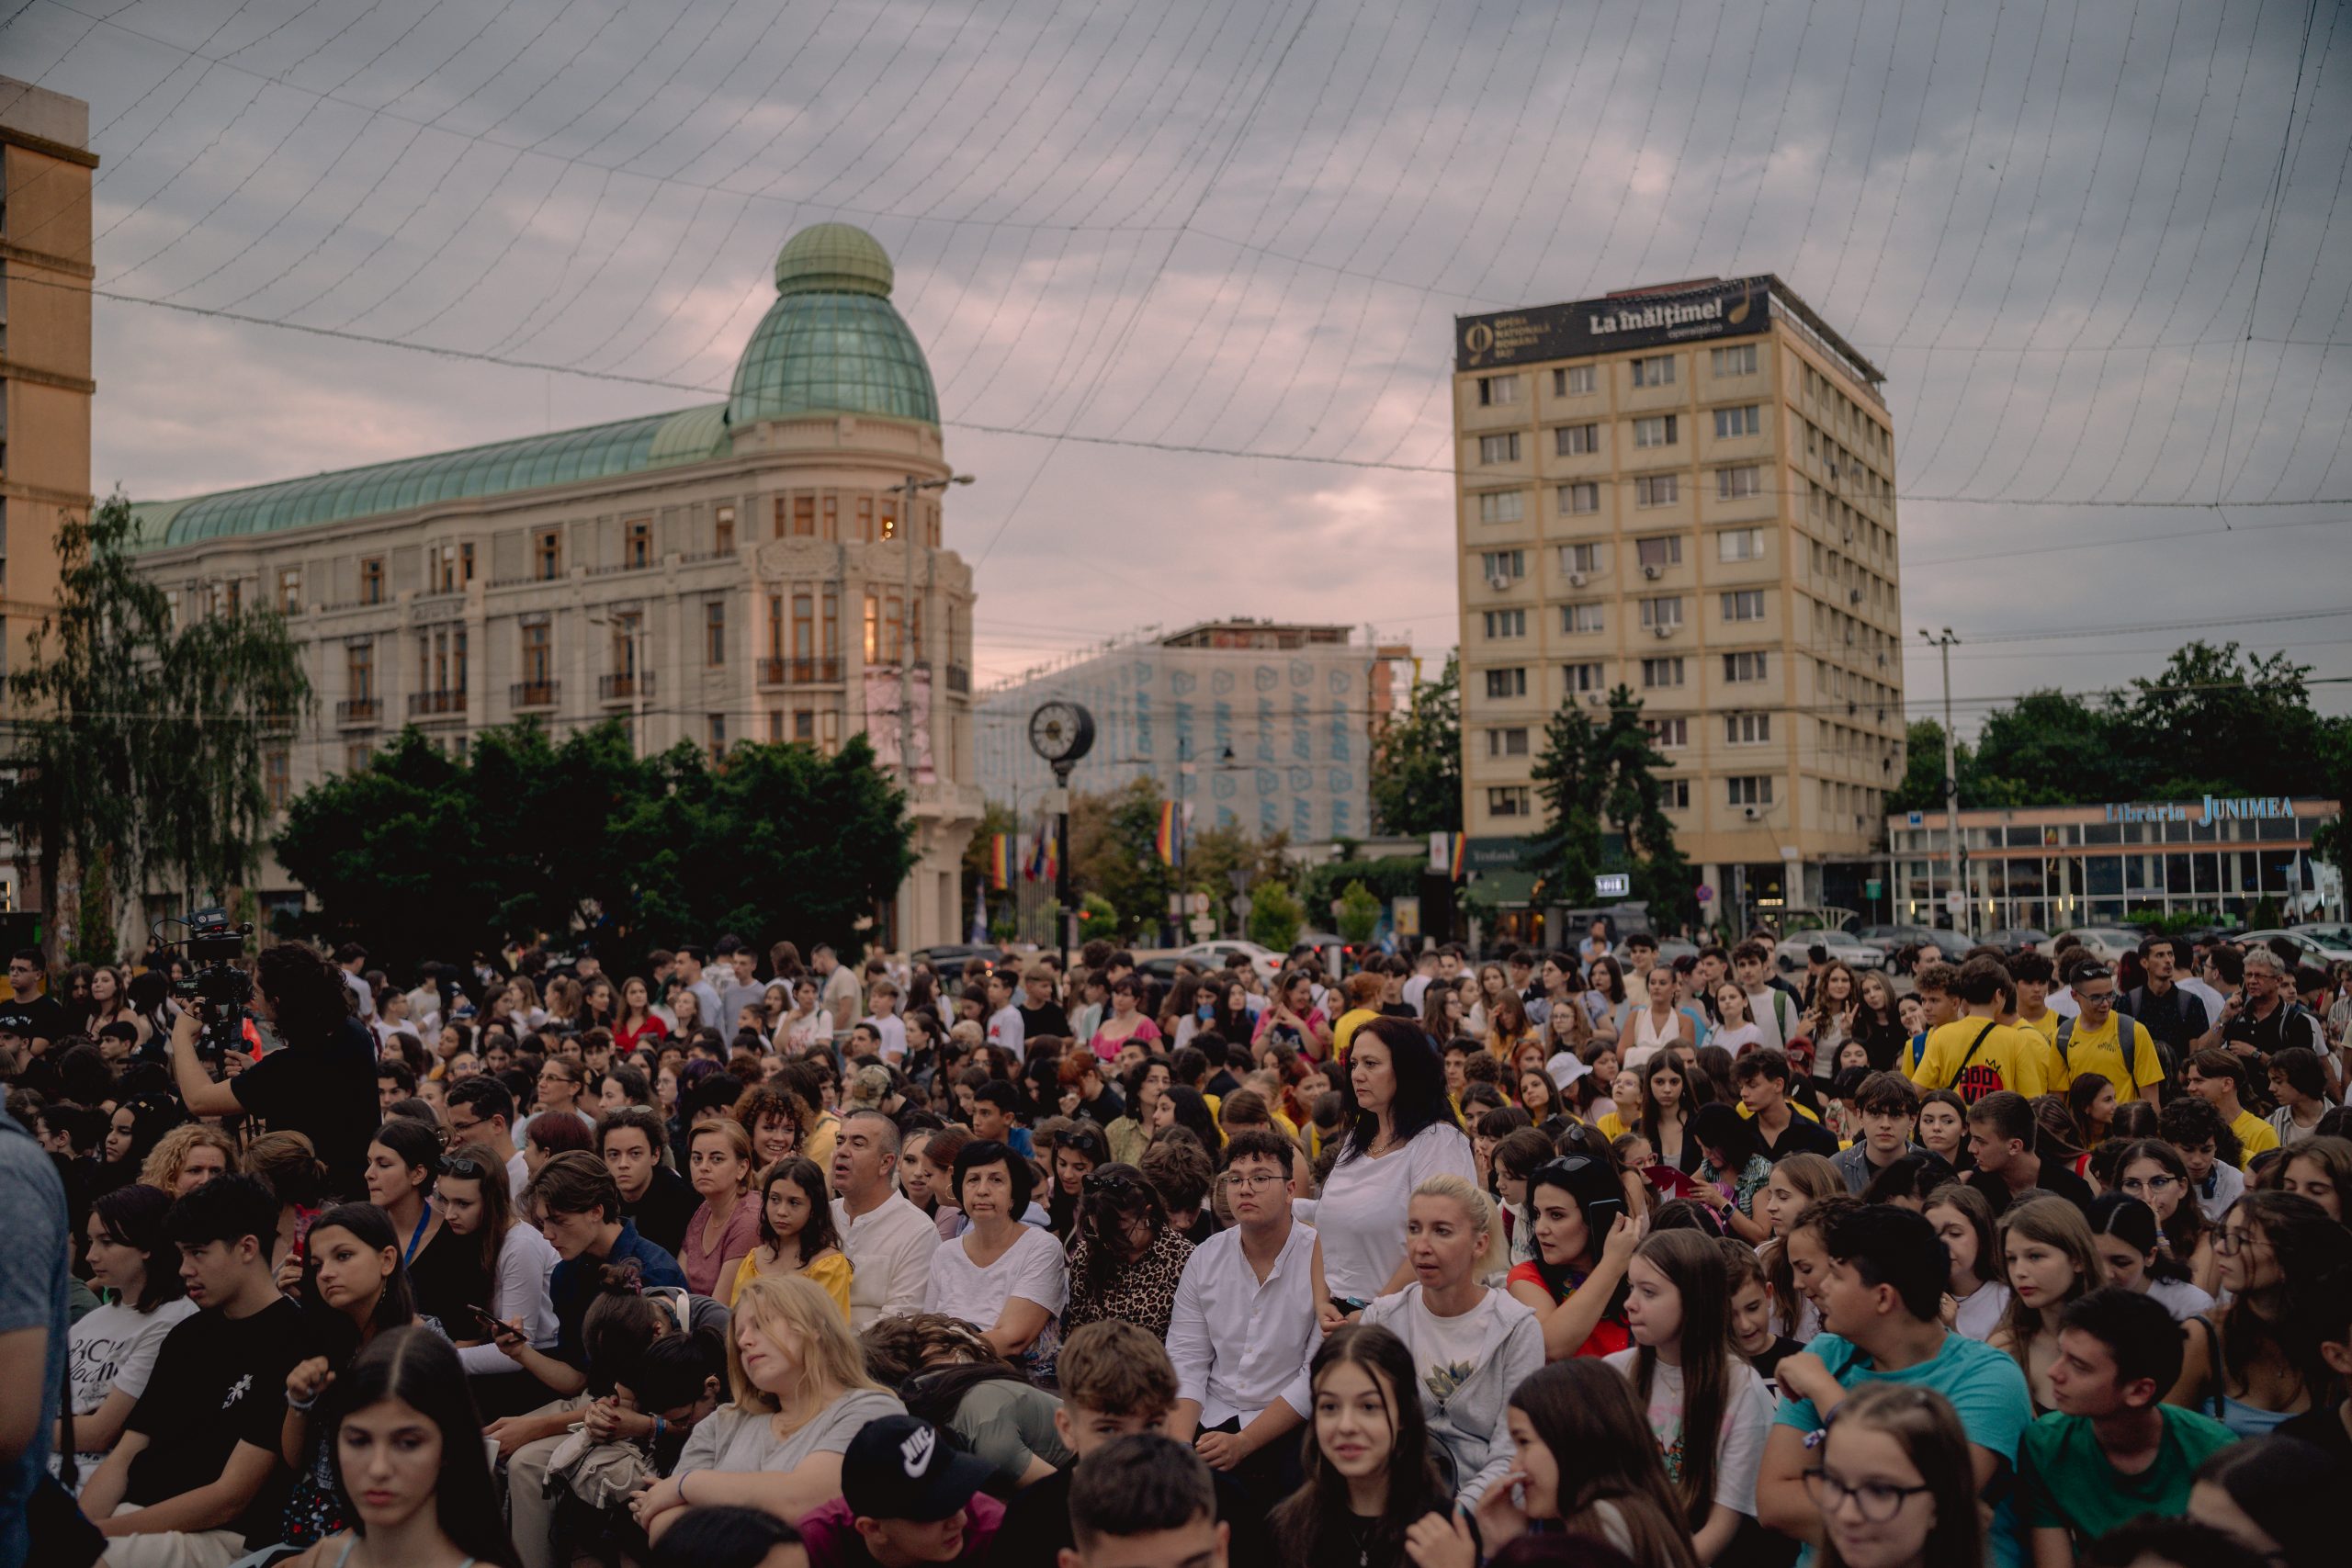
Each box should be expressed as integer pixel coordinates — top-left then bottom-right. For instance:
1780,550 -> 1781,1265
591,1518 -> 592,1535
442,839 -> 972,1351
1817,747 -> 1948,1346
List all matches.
1155,800 -> 1180,865
987,834 -> 1011,891
1449,831 -> 1467,882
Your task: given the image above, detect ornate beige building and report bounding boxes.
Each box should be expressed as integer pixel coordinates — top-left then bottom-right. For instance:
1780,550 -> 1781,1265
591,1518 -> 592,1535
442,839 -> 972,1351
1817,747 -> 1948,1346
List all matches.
130,224 -> 981,949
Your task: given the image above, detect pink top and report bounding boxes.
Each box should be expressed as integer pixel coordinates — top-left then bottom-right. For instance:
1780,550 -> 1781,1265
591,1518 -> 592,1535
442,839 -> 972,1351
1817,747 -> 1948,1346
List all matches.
1089,1015 -> 1162,1062
679,1192 -> 761,1298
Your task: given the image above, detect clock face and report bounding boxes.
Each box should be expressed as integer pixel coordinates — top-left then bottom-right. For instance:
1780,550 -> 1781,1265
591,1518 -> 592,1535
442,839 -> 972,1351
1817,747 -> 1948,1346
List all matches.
1027,701 -> 1093,764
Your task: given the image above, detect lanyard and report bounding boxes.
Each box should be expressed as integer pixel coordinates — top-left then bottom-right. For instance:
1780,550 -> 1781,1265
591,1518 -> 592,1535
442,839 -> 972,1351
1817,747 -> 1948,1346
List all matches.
402,1201 -> 432,1266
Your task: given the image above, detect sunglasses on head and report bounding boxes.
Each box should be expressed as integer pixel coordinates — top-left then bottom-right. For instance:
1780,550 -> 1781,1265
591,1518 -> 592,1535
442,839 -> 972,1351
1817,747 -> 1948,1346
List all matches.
439,1155 -> 491,1180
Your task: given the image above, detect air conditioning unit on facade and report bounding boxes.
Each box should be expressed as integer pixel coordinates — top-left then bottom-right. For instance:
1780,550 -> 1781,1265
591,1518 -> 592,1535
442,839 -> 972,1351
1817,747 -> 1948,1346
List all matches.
1742,805 -> 1764,820
1653,624 -> 1675,638
1586,692 -> 1606,706
1488,570 -> 1515,592
1568,571 -> 1588,587
1643,564 -> 1663,580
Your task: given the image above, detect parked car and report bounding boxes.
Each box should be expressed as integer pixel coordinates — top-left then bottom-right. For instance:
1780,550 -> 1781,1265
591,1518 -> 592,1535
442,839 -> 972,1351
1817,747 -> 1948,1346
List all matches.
2052,927 -> 2143,964
1853,925 -> 1973,972
1615,938 -> 1699,970
2236,928 -> 2352,966
1978,928 -> 2052,952
1772,934 -> 1885,974
1176,940 -> 1283,980
911,943 -> 1004,973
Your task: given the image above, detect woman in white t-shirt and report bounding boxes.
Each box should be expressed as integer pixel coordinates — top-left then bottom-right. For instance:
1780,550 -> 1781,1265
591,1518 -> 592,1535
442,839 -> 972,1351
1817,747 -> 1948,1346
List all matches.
921,1138 -> 1068,1374
1708,983 -> 1766,1056
2087,1191 -> 2216,1323
1604,1230 -> 1772,1563
62,1185 -> 198,1484
1926,1182 -> 2013,1342
1359,1176 -> 1543,1506
1311,1017 -> 1478,1313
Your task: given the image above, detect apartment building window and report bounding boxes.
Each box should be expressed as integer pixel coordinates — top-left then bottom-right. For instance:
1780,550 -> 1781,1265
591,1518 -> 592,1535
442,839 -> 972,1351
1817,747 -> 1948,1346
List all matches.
626,520 -> 652,569
708,714 -> 728,757
224,580 -> 243,617
1635,536 -> 1682,569
1717,465 -> 1763,499
1723,590 -> 1767,622
346,641 -> 374,700
1631,355 -> 1676,387
1635,474 -> 1679,506
1641,657 -> 1684,688
1633,414 -> 1678,448
1476,374 -> 1521,405
1727,775 -> 1775,807
1485,668 -> 1527,699
1554,365 -> 1597,396
277,568 -> 300,614
1725,713 -> 1771,745
1558,481 -> 1600,514
1724,650 -> 1770,682
795,711 -> 816,742
358,558 -> 384,605
1711,344 -> 1758,376
1478,433 -> 1521,464
1564,661 -> 1605,693
535,528 -> 562,580
1555,423 -> 1600,457
715,504 -> 736,552
345,741 -> 374,774
521,623 -> 550,683
1561,542 -> 1602,575
1476,490 -> 1525,525
1487,728 -> 1530,758
706,600 -> 727,665
1663,779 -> 1691,809
1487,786 -> 1532,818
1645,716 -> 1688,749
877,499 -> 899,543
1638,595 -> 1682,630
1713,405 -> 1761,439
1718,527 -> 1766,561
1563,603 -> 1605,634
1482,608 -> 1527,639
1479,548 -> 1525,581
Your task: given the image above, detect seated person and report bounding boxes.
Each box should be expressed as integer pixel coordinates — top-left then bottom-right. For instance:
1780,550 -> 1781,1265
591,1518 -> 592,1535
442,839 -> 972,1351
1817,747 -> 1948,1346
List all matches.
796,1415 -> 1003,1566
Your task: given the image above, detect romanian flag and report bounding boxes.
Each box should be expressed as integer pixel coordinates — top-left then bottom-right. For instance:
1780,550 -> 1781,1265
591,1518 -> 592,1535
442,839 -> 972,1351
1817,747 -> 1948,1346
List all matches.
987,834 -> 1011,891
1027,818 -> 1057,884
1155,800 -> 1181,866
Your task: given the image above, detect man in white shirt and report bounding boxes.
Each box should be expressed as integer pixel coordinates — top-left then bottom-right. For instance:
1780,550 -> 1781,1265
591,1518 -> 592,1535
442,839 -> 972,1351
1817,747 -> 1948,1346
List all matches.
1733,942 -> 1793,1054
1165,1128 -> 1321,1517
829,1109 -> 939,1331
984,971 -> 1025,1063
813,943 -> 863,1046
674,946 -> 726,1037
445,1077 -> 530,1200
335,943 -> 373,1021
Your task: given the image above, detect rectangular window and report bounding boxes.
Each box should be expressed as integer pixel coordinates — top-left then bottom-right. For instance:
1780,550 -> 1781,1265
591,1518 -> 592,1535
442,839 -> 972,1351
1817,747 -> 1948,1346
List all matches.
706,600 -> 727,665
1717,527 -> 1766,561
345,741 -> 373,774
1635,474 -> 1679,507
1723,650 -> 1770,682
1476,374 -> 1521,406
1645,716 -> 1689,748
1639,596 -> 1682,630
1555,423 -> 1600,457
1631,355 -> 1676,387
1727,775 -> 1775,807
1476,491 -> 1525,525
1564,603 -> 1605,634
1641,657 -> 1685,689
715,505 -> 736,553
1713,405 -> 1761,439
1564,661 -> 1605,693
626,520 -> 651,569
1487,728 -> 1530,757
346,641 -> 374,699
1633,414 -> 1679,448
1484,668 -> 1528,699
1716,464 -> 1763,499
535,529 -> 561,580
359,558 -> 384,604
277,568 -> 300,614
795,710 -> 816,742
1725,713 -> 1771,744
1487,786 -> 1532,818
521,623 -> 550,683
1478,548 -> 1525,581
264,746 -> 290,813
708,714 -> 728,757
1635,536 -> 1682,568
1664,779 -> 1691,809
1561,542 -> 1602,575
878,499 -> 899,542
1478,433 -> 1521,464
1482,609 -> 1527,639
1558,481 -> 1600,514
1723,590 -> 1767,622
1555,365 -> 1598,395
793,496 -> 816,537
1711,344 -> 1758,376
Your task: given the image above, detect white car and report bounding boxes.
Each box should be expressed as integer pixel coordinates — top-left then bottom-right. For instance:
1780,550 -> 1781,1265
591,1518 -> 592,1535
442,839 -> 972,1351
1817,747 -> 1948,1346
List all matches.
1772,934 -> 1884,973
1175,940 -> 1283,980
2236,928 -> 2352,966
2053,927 -> 2144,964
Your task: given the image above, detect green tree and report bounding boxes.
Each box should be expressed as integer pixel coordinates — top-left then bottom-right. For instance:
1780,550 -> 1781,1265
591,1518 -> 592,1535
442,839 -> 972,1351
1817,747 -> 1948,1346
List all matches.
1971,691 -> 2115,806
1248,881 -> 1305,951
1525,687 -> 1691,923
1335,881 -> 1382,945
1528,700 -> 1605,902
1369,653 -> 1462,835
1592,689 -> 1694,926
1069,777 -> 1176,939
1,494 -> 311,956
2120,642 -> 2329,799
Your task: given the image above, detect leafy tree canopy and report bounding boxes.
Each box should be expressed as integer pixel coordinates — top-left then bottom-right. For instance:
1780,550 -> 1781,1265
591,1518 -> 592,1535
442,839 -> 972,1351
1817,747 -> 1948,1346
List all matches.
1370,653 -> 1461,836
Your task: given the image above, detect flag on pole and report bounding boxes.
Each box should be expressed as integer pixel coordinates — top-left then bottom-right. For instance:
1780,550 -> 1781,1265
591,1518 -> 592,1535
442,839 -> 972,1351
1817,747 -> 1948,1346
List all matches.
987,834 -> 1011,891
1026,820 -> 1048,882
1449,831 -> 1467,882
1155,800 -> 1180,865
968,879 -> 988,945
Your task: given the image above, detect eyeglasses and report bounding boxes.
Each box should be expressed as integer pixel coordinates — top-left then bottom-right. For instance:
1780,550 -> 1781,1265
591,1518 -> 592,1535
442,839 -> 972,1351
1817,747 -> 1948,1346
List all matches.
2212,1230 -> 2272,1257
1226,1172 -> 1286,1190
2120,1174 -> 2179,1195
1082,1168 -> 1145,1196
1802,1468 -> 1932,1522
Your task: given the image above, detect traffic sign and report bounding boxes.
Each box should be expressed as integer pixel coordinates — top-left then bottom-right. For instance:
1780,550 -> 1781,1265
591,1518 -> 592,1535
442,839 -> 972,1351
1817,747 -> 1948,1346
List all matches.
1695,886 -> 1713,902
1865,879 -> 1883,899
1945,891 -> 1966,915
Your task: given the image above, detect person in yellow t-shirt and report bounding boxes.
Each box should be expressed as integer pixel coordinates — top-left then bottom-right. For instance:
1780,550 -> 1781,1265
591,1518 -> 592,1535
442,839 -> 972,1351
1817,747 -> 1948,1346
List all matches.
2184,1048 -> 2279,1168
1329,972 -> 1386,1061
2049,963 -> 2164,1104
2010,949 -> 2062,1049
1907,956 -> 2047,1106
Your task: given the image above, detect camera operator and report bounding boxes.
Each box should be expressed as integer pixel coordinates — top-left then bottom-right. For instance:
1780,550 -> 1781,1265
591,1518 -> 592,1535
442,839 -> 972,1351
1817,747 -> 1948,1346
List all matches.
166,942 -> 379,1199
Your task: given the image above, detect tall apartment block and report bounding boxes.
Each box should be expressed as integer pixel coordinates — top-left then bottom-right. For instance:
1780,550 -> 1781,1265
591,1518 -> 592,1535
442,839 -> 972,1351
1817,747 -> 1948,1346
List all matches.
1453,276 -> 1904,921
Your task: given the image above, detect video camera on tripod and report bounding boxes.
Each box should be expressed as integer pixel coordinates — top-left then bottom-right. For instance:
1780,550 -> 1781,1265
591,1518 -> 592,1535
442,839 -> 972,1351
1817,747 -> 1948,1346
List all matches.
155,908 -> 254,1061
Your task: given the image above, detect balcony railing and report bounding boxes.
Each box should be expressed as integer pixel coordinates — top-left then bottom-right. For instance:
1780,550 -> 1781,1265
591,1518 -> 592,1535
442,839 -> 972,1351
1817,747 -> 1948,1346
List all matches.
407,689 -> 467,717
511,680 -> 559,709
334,697 -> 380,727
944,663 -> 971,694
598,671 -> 654,702
757,657 -> 843,685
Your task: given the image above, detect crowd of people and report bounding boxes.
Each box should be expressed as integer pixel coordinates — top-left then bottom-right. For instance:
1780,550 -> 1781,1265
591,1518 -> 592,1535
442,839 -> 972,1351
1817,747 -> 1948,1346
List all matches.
2,920 -> 2348,1568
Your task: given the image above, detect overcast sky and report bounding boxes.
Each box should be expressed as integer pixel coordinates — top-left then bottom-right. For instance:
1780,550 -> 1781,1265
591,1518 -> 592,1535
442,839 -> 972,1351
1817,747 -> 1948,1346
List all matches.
11,0 -> 2352,736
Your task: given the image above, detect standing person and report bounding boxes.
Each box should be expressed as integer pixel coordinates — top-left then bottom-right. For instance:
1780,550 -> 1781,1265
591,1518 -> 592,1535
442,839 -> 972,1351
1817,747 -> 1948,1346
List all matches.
1832,1073 -> 1946,1195
2266,1047 -> 2331,1145
2085,1193 -> 2214,1324
1731,943 -> 1799,1055
165,942 -> 379,1199
1604,1229 -> 1773,1562
2114,940 -> 2209,1073
2222,949 -> 2326,1061
1961,1092 -> 2096,1216
1359,1177 -> 1544,1507
1269,1325 -> 1453,1568
5,947 -> 66,1052
1014,963 -> 1071,1043
1735,1051 -> 1840,1162
432,1143 -> 558,1397
1087,978 -> 1162,1064
2055,964 -> 2165,1108
1313,1018 -> 1477,1316
64,1187 -> 199,1479
828,1109 -> 937,1331
921,1139 -> 1066,1369
1988,1199 -> 2107,1413
1906,957 -> 2046,1107
614,977 -> 670,1055
524,1058 -> 596,1140
1805,1382 -> 1984,1568
2112,1138 -> 2218,1296
733,1158 -> 851,1318
2018,1288 -> 2235,1563
981,972 -> 1025,1065
679,1121 -> 759,1302
0,1100 -> 69,1568
1505,1156 -> 1639,1360
2183,1051 -> 2280,1170
1623,983 -> 1695,1074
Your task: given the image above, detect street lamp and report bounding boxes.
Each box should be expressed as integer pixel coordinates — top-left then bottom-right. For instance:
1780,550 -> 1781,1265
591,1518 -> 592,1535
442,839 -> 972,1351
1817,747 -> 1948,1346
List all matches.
1919,626 -> 1963,931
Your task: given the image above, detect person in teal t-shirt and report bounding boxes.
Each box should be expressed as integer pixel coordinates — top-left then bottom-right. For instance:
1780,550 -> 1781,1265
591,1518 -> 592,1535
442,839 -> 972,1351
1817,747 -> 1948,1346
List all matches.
1758,1203 -> 2034,1568
2019,1287 -> 2236,1563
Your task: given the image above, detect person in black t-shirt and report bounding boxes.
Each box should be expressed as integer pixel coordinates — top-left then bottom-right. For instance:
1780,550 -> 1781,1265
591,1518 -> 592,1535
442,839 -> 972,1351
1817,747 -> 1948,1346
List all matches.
599,1106 -> 698,1259
77,1175 -> 317,1560
1962,1090 -> 2096,1217
1014,962 -> 1071,1043
6,947 -> 67,1053
167,943 -> 379,1201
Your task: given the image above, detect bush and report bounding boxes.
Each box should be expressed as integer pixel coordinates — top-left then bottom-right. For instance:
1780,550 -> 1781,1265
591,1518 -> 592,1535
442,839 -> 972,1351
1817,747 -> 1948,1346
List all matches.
1336,881 -> 1382,945
1247,881 -> 1305,951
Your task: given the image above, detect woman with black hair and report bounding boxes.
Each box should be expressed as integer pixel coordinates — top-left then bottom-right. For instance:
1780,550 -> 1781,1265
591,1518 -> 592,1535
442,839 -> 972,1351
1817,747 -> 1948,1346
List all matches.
93,1090 -> 184,1200
1689,1101 -> 1774,1244
2168,1190 -> 2352,1436
644,1506 -> 804,1568
365,1117 -> 491,1336
1151,1084 -> 1224,1152
1061,1162 -> 1194,1341
281,1203 -> 421,1549
1638,1054 -> 1702,1175
921,1138 -> 1067,1371
1270,1324 -> 1453,1568
1104,1055 -> 1170,1167
1506,1156 -> 1640,1361
1313,1017 -> 1477,1318
64,1184 -> 197,1479
2086,1191 -> 2213,1322
287,1325 -> 521,1568
1046,1121 -> 1109,1238
2189,1435 -> 2334,1568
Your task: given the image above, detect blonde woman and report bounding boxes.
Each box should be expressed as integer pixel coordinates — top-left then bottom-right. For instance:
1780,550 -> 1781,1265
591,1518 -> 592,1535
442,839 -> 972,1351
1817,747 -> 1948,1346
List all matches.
632,1273 -> 904,1540
138,1122 -> 238,1197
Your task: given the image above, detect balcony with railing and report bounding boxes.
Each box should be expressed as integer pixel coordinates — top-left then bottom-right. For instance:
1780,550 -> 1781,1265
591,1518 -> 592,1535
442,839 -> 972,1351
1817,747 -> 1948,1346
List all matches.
756,657 -> 843,686
407,689 -> 468,718
510,680 -> 560,709
944,663 -> 971,694
598,671 -> 655,702
334,697 -> 380,727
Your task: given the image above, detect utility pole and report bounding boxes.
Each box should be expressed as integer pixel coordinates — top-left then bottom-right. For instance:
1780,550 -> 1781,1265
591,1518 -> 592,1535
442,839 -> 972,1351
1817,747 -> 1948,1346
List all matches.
1919,627 -> 1964,933
891,471 -> 976,788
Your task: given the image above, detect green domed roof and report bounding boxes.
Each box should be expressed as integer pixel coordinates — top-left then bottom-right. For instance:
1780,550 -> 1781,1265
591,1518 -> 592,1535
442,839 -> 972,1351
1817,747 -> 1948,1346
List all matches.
728,224 -> 938,430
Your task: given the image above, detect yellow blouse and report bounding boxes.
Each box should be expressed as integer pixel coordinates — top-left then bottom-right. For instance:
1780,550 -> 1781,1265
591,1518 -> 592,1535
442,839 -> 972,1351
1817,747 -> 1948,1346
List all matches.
729,1247 -> 854,1320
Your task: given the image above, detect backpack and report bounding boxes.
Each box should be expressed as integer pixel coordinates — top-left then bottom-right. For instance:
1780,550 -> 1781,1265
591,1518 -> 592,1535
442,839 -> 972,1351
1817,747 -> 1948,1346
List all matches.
2056,1013 -> 2147,1100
